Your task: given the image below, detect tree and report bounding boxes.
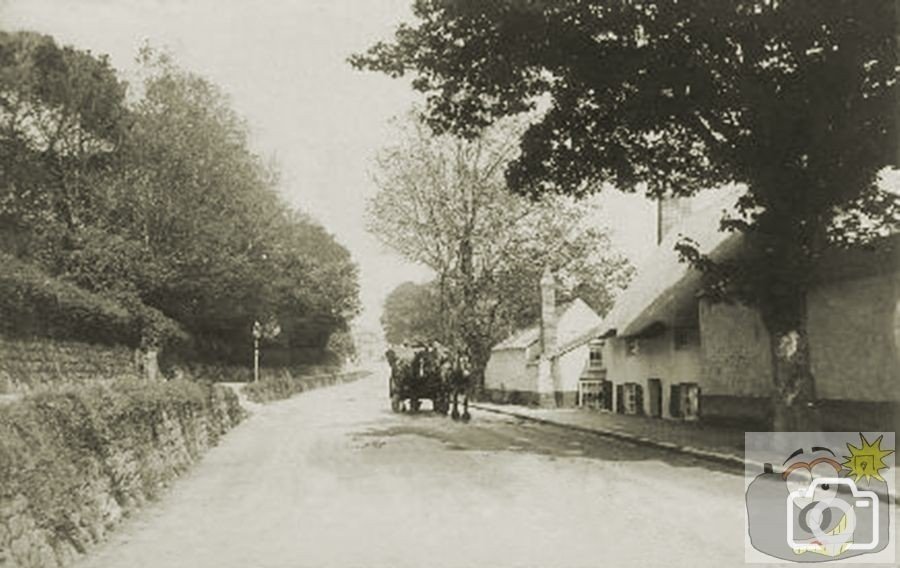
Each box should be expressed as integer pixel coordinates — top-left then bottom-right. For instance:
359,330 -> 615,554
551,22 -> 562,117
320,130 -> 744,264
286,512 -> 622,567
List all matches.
1,35 -> 360,363
108,49 -> 360,363
367,114 -> 632,382
381,281 -> 443,345
0,30 -> 129,261
0,31 -> 187,348
353,1 -> 899,428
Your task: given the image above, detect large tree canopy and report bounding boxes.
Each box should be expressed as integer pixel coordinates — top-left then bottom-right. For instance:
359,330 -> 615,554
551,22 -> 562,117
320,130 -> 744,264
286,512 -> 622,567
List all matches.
0,30 -> 128,258
354,1 -> 900,427
354,1 -> 896,199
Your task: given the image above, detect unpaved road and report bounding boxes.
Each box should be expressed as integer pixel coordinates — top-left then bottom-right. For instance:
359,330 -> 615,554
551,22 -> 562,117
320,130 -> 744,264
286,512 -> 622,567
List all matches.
72,369 -> 799,567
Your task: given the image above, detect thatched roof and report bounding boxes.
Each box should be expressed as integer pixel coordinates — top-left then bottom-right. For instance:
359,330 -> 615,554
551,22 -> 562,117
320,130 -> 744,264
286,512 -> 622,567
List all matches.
597,189 -> 900,340
492,326 -> 540,351
599,191 -> 742,338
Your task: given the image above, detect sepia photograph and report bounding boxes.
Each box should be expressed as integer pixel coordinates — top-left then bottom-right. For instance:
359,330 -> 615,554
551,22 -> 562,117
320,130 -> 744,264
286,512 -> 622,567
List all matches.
0,1 -> 898,567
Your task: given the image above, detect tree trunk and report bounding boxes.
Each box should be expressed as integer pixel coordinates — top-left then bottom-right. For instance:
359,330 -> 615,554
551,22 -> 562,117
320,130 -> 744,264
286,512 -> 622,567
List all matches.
760,298 -> 820,431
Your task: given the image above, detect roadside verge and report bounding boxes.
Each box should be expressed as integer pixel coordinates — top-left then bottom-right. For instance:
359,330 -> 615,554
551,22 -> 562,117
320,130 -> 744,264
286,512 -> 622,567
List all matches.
472,402 -> 749,472
241,369 -> 372,404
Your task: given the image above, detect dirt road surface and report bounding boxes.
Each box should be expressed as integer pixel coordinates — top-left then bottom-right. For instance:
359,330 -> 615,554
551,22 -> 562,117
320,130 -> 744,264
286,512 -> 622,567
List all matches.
72,369 -> 823,568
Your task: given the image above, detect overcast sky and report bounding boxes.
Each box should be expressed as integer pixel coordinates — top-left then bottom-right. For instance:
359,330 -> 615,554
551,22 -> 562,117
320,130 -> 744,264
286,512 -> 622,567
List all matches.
1,0 -> 657,331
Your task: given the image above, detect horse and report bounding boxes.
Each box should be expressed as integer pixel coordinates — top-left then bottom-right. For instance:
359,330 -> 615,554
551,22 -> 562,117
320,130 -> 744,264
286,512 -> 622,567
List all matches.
444,350 -> 472,421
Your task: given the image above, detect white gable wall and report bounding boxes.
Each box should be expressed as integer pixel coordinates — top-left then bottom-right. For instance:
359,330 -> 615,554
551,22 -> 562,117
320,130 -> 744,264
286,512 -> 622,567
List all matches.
556,343 -> 590,393
484,348 -> 535,392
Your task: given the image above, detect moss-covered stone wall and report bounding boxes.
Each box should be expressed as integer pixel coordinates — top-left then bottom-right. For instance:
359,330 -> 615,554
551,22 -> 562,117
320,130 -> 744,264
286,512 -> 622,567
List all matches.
0,379 -> 244,567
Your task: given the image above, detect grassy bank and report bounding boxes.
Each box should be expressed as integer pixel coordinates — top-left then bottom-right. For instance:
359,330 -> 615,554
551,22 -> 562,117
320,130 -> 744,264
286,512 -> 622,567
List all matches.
243,370 -> 371,403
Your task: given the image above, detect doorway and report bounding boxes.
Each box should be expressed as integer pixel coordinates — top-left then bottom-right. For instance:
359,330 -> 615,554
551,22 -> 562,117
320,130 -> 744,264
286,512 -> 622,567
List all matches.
648,378 -> 662,418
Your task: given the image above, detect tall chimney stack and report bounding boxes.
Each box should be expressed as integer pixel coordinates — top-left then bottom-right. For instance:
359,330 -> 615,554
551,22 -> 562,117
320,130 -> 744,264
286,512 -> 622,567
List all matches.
540,266 -> 557,355
657,196 -> 693,244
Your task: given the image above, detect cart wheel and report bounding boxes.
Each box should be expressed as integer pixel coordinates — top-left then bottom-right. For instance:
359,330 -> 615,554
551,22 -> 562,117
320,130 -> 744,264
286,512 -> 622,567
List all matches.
391,394 -> 401,413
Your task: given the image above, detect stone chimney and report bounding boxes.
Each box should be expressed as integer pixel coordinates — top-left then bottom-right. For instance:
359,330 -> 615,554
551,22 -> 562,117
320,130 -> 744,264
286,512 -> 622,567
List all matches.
657,196 -> 693,244
540,266 -> 557,355
537,266 -> 558,407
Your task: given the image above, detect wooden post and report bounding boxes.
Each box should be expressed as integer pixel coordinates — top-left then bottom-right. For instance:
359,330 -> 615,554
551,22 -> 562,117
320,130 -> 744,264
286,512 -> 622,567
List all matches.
146,349 -> 159,381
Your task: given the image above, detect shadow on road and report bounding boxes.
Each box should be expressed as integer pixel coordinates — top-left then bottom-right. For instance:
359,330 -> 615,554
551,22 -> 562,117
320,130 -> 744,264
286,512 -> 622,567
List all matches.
354,409 -> 740,476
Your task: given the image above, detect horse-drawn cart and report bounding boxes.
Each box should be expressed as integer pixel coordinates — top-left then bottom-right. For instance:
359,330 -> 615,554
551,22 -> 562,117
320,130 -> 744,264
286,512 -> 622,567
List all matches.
385,344 -> 450,414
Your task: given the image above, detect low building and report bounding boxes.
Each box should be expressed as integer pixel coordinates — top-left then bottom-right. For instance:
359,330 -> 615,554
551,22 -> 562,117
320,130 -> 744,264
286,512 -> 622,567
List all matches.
585,194 -> 900,431
483,268 -> 602,407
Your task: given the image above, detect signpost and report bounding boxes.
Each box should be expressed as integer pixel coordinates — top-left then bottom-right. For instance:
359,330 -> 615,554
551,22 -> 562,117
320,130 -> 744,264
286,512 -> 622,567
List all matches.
252,320 -> 262,383
251,319 -> 280,383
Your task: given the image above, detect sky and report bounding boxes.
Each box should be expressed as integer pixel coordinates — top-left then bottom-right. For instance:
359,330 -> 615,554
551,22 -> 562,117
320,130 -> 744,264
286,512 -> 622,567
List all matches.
0,0 -> 657,331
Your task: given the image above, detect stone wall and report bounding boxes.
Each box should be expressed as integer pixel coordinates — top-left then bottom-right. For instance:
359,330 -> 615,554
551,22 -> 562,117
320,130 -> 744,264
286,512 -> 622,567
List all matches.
0,379 -> 244,568
0,336 -> 140,393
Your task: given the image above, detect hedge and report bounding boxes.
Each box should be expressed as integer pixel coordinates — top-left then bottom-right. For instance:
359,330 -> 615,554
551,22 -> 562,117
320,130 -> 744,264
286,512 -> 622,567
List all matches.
182,363 -> 341,383
0,253 -> 186,348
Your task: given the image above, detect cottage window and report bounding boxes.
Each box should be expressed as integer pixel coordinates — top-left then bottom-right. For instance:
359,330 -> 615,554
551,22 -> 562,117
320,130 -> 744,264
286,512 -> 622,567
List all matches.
589,344 -> 603,366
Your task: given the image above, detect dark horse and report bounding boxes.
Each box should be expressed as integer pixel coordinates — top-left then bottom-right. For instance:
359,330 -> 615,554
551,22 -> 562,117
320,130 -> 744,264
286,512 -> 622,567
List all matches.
442,350 -> 472,421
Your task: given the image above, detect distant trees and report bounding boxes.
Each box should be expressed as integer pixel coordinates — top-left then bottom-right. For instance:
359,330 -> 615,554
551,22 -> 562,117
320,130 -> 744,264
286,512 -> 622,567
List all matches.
368,115 -> 631,381
381,281 -> 442,345
0,31 -> 359,363
354,1 -> 899,428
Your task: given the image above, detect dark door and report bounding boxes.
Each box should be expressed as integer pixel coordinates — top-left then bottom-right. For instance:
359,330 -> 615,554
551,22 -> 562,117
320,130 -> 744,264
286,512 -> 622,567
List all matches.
669,383 -> 682,418
602,380 -> 613,411
648,378 -> 662,418
615,384 -> 624,414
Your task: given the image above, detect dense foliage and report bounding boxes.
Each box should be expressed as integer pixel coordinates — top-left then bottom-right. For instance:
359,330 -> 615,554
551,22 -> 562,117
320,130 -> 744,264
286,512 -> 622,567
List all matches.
354,1 -> 899,427
0,32 -> 359,362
